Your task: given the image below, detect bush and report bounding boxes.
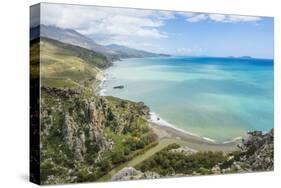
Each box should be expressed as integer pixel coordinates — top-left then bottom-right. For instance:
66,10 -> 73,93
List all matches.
111,151 -> 126,164
136,144 -> 227,176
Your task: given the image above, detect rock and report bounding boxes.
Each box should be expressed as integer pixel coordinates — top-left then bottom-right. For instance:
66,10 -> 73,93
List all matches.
223,129 -> 274,172
137,102 -> 150,116
111,167 -> 143,181
63,113 -> 77,150
113,85 -> 124,89
170,146 -> 197,155
211,165 -> 221,174
143,171 -> 160,179
42,86 -> 81,99
63,113 -> 87,161
74,138 -> 84,161
87,101 -> 108,149
111,167 -> 160,181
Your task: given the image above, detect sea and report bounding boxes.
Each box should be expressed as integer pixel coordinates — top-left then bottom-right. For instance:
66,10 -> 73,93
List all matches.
100,56 -> 274,143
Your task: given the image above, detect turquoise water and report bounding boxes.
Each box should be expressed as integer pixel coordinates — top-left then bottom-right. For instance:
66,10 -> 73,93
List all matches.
101,56 -> 274,142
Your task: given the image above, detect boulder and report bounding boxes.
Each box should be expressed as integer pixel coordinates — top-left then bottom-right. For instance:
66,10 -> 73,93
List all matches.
111,167 -> 160,181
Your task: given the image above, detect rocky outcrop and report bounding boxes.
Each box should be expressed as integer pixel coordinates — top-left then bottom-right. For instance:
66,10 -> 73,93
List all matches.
63,113 -> 87,161
213,129 -> 274,173
88,102 -> 107,147
136,102 -> 150,117
63,113 -> 77,150
42,86 -> 81,99
237,129 -> 274,171
111,167 -> 160,181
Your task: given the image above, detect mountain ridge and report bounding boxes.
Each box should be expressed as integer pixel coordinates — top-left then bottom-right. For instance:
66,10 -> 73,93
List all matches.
30,24 -> 169,60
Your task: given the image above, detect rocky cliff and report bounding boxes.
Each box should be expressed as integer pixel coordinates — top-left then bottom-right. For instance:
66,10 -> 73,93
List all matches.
111,167 -> 160,181
40,86 -> 157,184
212,129 -> 274,173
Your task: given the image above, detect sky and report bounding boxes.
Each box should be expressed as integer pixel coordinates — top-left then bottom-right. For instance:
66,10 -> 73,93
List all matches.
37,3 -> 273,59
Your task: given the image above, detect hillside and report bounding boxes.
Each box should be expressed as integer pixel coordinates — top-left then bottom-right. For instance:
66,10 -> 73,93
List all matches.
30,37 -> 158,184
31,25 -> 118,60
30,25 -> 169,59
36,37 -> 112,90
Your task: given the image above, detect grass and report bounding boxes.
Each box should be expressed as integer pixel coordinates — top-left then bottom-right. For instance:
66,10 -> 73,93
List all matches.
30,37 -> 112,91
41,78 -> 80,89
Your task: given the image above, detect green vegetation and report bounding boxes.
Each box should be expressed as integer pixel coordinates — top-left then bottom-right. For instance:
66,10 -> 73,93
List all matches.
32,37 -> 158,184
40,89 -> 157,184
136,144 -> 227,176
36,37 -> 111,90
41,37 -> 112,69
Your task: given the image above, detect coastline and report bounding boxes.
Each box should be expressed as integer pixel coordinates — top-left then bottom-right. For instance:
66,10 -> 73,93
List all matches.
149,121 -> 239,152
96,64 -> 241,152
95,69 -> 108,96
149,111 -> 243,145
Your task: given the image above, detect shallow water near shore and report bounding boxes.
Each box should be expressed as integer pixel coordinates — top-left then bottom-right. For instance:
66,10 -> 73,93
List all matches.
101,56 -> 274,142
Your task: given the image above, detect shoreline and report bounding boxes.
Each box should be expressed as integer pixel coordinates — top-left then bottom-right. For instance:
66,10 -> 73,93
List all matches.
149,111 -> 243,145
149,121 -> 240,152
95,69 -> 109,96
96,62 -> 242,150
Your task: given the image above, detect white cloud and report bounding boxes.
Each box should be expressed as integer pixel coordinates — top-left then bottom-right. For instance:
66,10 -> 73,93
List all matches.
77,15 -> 166,39
41,3 -> 171,41
186,14 -> 208,22
226,15 -> 261,22
186,13 -> 262,23
208,14 -> 226,22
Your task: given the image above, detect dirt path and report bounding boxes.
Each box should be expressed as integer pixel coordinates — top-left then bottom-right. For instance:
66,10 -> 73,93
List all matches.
98,122 -> 240,182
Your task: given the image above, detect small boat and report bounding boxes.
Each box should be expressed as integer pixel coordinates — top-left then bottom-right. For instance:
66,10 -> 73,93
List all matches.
113,85 -> 124,89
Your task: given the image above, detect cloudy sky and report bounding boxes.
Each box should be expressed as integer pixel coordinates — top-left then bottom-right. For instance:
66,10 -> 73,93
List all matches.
38,3 -> 273,58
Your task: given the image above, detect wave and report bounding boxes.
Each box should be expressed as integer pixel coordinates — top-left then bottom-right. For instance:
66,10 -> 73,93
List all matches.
97,70 -> 110,96
222,137 -> 243,144
149,112 -> 217,143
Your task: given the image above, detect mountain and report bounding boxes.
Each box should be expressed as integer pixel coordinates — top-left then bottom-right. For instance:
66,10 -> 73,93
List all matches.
106,44 -> 170,58
30,25 -> 119,60
30,25 -> 169,60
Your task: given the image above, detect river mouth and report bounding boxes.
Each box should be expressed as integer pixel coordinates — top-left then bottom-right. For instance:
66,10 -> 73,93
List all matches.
100,56 -> 274,143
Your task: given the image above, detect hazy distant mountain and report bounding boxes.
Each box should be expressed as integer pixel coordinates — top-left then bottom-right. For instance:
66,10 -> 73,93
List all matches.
30,25 -> 118,60
30,25 -> 169,59
106,44 -> 170,58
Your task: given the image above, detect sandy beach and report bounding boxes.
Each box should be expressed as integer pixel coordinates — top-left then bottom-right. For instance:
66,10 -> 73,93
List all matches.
149,121 -> 240,152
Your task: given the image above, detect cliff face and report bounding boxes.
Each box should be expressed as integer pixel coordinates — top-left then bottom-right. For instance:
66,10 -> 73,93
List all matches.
40,87 -> 157,184
214,129 -> 274,173
111,167 -> 160,181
